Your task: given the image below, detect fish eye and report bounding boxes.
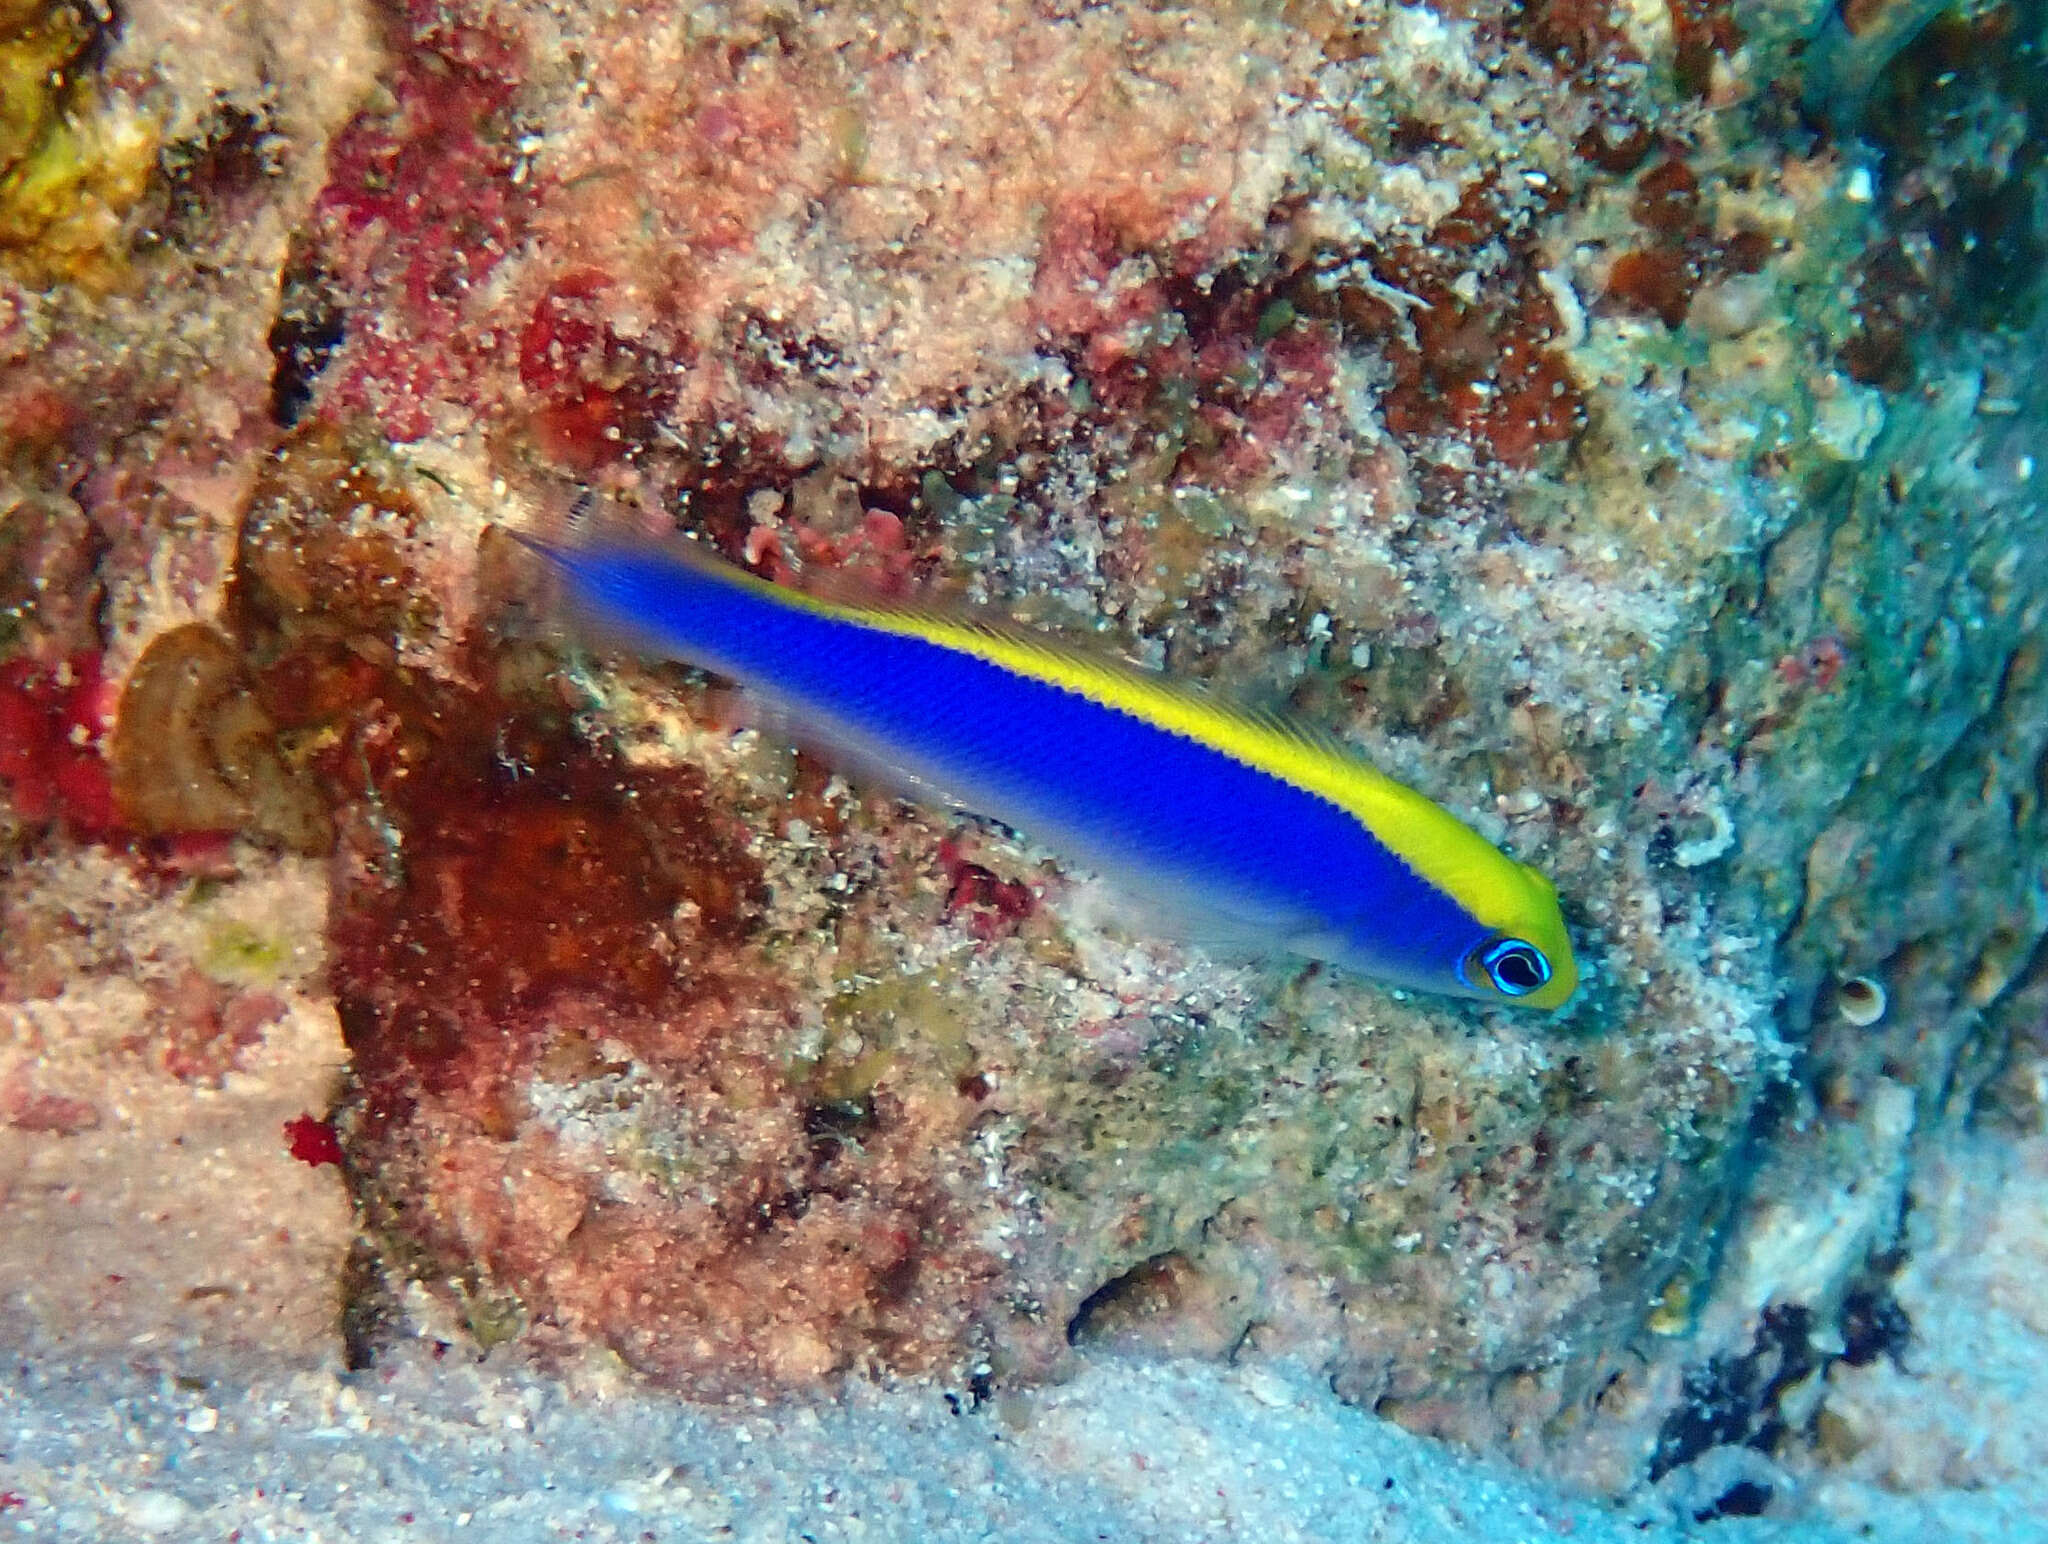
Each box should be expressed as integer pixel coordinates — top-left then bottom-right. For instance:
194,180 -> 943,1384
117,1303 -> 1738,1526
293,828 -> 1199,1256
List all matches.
1480,938 -> 1551,997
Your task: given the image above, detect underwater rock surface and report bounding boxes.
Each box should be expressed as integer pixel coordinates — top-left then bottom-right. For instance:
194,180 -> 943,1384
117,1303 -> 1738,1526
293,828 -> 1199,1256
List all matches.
2,0 -> 2043,1513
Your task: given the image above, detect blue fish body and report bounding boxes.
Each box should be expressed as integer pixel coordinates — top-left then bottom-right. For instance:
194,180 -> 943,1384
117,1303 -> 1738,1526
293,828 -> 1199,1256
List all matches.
532,536 -> 1577,1008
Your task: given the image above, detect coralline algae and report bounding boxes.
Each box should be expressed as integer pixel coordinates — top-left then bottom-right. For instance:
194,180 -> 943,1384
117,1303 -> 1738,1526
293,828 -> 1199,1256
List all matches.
1,0 -> 2043,1520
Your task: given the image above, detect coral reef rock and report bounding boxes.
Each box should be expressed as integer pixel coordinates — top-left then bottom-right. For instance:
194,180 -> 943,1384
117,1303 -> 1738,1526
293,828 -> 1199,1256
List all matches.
3,0 -> 2043,1510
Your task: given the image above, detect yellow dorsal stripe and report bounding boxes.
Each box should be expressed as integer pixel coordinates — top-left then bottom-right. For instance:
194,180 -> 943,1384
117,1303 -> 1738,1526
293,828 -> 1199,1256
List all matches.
706,560 -> 1545,936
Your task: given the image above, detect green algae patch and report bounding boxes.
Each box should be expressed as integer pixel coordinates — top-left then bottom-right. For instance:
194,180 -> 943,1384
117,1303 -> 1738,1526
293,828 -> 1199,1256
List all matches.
198,920 -> 292,987
0,1 -> 158,289
814,966 -> 980,1094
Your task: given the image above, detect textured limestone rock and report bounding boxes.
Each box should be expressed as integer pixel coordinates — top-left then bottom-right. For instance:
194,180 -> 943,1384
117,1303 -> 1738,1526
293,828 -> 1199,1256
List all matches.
1,0 -> 2042,1512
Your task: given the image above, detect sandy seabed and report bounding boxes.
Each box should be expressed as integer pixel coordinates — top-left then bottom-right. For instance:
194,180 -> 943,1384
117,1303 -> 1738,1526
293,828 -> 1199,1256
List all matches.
2,1332 -> 2044,1544
7,1117 -> 2048,1544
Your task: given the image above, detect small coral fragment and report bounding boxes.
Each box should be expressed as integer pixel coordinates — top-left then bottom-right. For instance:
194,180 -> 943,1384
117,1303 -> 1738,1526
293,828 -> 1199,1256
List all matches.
108,622 -> 327,851
1836,975 -> 1887,1027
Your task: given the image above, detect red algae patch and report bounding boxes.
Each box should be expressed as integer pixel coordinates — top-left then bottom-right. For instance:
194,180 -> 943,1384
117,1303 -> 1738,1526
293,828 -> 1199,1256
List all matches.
321,682 -> 1001,1390
288,0 -> 1304,474
0,652 -> 119,841
310,1 -> 530,444
1367,251 -> 1587,471
320,671 -> 1000,1389
0,1070 -> 100,1135
224,440 -> 1001,1391
283,1110 -> 344,1168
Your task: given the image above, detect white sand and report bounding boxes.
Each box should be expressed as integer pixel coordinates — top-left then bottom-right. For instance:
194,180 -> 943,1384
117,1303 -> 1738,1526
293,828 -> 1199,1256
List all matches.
3,1332 -> 2039,1544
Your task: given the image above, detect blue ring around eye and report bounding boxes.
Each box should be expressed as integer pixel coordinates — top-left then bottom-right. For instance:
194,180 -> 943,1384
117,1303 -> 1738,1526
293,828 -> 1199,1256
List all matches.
1481,938 -> 1551,996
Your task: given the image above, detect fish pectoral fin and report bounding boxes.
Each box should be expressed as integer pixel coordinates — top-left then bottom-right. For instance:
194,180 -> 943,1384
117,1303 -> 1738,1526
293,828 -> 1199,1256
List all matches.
1064,873 -> 1318,967
729,689 -> 982,813
1280,924 -> 1354,963
1159,909 -> 1287,965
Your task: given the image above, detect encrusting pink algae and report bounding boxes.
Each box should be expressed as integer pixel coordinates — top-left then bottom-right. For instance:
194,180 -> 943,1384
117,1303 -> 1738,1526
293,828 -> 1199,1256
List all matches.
2,0 -> 2045,1517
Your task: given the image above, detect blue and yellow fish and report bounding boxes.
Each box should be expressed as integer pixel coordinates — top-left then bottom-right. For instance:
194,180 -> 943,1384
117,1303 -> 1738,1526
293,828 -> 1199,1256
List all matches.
523,531 -> 1576,1009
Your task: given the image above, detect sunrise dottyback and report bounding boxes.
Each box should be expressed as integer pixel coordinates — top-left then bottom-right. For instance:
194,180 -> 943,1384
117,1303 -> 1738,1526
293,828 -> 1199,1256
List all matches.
523,531 -> 1578,1009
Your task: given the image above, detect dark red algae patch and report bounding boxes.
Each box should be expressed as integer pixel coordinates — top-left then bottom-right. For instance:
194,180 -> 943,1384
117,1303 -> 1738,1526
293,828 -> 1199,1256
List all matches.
318,667 -> 764,1133
222,430 -> 999,1391
516,265 -> 684,472
284,1112 -> 344,1168
1330,236 -> 1588,471
1666,0 -> 1743,99
1025,216 -> 1586,503
1603,152 -> 1777,333
938,837 -> 1037,942
311,676 -> 997,1388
